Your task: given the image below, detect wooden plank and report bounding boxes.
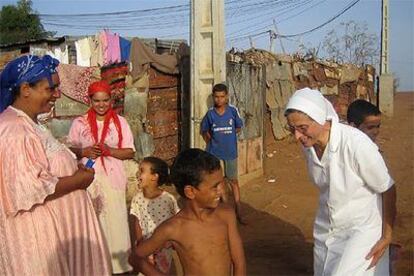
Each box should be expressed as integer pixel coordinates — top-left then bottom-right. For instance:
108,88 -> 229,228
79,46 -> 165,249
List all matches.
237,139 -> 247,176
246,137 -> 263,173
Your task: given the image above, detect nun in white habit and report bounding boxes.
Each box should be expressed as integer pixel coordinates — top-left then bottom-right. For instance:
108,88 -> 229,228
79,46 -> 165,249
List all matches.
284,88 -> 396,276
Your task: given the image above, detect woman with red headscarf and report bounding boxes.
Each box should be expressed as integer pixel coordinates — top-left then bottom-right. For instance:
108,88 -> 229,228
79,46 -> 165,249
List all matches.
68,80 -> 135,274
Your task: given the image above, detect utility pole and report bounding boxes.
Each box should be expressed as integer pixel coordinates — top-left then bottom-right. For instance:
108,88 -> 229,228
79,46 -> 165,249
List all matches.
378,0 -> 394,116
272,19 -> 286,54
249,36 -> 254,48
269,30 -> 274,52
190,0 -> 226,148
380,0 -> 389,74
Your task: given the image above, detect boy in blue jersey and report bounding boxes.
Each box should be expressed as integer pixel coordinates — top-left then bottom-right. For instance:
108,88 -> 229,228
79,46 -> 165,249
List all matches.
201,83 -> 245,223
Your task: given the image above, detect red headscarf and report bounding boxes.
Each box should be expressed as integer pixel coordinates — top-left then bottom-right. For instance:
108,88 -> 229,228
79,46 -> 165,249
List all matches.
87,80 -> 123,172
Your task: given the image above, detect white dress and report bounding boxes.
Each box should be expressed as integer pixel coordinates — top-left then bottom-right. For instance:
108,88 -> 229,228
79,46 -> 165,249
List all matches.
304,121 -> 394,276
130,190 -> 180,273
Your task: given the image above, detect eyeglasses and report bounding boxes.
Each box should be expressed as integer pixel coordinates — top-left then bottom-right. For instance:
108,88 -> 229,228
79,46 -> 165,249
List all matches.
284,121 -> 314,134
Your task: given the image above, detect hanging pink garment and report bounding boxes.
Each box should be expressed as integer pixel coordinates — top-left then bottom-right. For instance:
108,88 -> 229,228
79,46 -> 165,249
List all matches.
57,63 -> 100,104
102,30 -> 121,65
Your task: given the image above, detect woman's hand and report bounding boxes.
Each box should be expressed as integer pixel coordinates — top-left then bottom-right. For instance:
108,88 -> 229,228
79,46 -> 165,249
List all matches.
73,163 -> 95,189
81,144 -> 101,159
102,144 -> 135,160
365,236 -> 392,269
49,164 -> 95,200
101,143 -> 112,156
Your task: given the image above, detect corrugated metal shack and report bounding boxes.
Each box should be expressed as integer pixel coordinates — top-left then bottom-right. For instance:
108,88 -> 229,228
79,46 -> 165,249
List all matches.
228,48 -> 375,141
226,60 -> 265,179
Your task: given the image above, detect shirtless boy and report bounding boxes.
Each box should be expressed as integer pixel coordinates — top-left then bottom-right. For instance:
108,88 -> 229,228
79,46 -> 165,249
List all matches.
130,148 -> 246,276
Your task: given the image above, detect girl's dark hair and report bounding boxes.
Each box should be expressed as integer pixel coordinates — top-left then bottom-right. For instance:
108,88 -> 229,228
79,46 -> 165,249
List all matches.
143,156 -> 170,186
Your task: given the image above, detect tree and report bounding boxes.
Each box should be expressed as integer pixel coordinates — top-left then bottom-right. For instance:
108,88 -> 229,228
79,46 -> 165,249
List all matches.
322,21 -> 379,67
0,0 -> 54,45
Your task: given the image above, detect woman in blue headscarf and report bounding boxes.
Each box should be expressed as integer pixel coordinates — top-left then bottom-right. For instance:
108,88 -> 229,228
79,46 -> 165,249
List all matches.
0,55 -> 111,275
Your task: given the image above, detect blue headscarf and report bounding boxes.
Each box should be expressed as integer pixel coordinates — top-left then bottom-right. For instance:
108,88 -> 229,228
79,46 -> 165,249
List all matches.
0,55 -> 60,113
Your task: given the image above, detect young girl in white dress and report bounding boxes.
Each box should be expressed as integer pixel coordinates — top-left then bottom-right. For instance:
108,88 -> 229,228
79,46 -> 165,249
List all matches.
130,157 -> 180,274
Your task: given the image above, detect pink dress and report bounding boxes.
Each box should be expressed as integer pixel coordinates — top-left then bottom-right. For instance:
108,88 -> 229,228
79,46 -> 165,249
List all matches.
68,114 -> 135,273
0,107 -> 111,276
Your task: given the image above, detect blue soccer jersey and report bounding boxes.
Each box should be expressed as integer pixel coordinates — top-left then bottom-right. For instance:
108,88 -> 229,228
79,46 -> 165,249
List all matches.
201,105 -> 243,160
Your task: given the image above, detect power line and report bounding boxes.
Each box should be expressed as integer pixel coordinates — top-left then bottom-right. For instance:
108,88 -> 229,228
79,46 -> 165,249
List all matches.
279,0 -> 361,37
229,0 -> 360,43
36,0 -> 361,50
38,3 -> 189,17
39,0 -> 297,29
227,0 -> 316,40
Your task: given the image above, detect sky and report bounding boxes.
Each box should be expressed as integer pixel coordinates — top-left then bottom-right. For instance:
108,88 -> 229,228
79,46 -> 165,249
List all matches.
1,0 -> 413,91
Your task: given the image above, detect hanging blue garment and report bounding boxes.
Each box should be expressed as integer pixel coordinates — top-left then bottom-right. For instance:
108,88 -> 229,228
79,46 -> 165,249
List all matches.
119,37 -> 131,62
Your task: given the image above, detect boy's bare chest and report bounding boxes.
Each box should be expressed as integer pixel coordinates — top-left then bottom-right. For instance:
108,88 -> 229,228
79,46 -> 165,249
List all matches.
176,222 -> 229,255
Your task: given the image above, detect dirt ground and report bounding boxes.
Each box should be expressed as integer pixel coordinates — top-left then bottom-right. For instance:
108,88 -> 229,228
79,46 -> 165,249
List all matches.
239,92 -> 414,275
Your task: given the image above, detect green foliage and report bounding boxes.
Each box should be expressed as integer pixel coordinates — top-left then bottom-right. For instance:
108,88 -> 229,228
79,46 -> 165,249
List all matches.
0,0 -> 54,45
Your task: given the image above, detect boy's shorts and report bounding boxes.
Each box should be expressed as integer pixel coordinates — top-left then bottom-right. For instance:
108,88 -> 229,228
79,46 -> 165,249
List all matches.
220,158 -> 238,180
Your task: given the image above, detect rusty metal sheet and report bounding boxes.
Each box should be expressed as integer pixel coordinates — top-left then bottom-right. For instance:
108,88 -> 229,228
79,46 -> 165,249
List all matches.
313,63 -> 327,82
356,84 -> 369,100
272,61 -> 292,81
340,64 -> 361,84
339,82 -> 357,102
325,78 -> 339,88
147,122 -> 179,138
153,135 -> 179,162
0,50 -> 20,69
147,110 -> 178,124
228,63 -> 265,140
295,75 -> 310,89
307,74 -> 319,89
292,62 -> 308,77
148,88 -> 178,111
146,111 -> 179,138
320,85 -> 338,95
324,67 -> 341,80
148,67 -> 178,89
